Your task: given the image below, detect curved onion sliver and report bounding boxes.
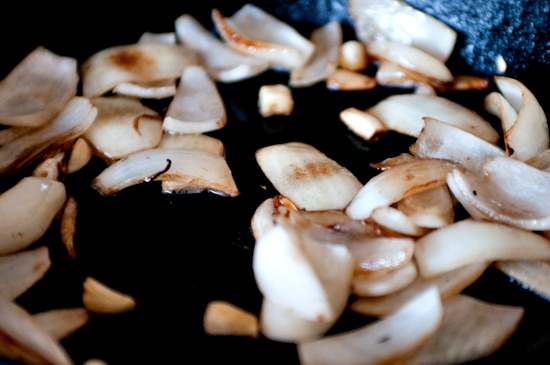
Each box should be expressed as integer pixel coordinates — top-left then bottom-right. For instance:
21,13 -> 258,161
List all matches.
485,76 -> 549,161
91,148 -> 239,197
298,285 -> 443,365
0,46 -> 78,128
33,308 -> 89,342
212,5 -> 315,70
414,219 -> 550,278
0,246 -> 51,300
494,260 -> 550,301
348,0 -> 457,62
368,94 -> 499,141
0,177 -> 66,255
175,13 -> 270,83
446,156 -> 550,230
352,261 -> 418,297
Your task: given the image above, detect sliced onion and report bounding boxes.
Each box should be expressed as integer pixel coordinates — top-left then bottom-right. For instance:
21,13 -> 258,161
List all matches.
326,69 -> 377,91
339,107 -> 387,141
82,277 -> 136,314
92,147 -> 239,197
343,236 -> 415,274
0,96 -> 97,174
446,156 -> 550,230
370,206 -> 429,237
396,185 -> 455,229
290,20 -> 342,88
0,46 -> 78,128
368,94 -> 499,141
84,96 -> 163,163
81,42 -> 198,97
526,148 -> 550,171
158,133 -> 225,156
67,137 -> 93,174
0,246 -> 51,300
0,177 -> 66,255
348,0 -> 457,62
297,285 -> 443,365
176,13 -> 270,83
409,117 -> 505,172
346,158 -> 459,220
352,261 -> 418,297
414,219 -> 550,278
33,308 -> 89,341
256,142 -> 363,211
211,5 -> 315,70
163,65 -> 227,134
203,300 -> 259,338
494,260 -> 550,301
484,76 -> 549,161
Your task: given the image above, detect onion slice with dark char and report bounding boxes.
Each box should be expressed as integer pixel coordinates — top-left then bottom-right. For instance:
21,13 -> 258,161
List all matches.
0,46 -> 78,128
91,147 -> 239,197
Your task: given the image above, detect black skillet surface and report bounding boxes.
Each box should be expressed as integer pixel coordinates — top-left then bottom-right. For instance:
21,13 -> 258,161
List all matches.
1,1 -> 549,364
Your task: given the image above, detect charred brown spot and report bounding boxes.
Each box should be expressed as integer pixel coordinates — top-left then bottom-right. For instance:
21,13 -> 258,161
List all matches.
109,49 -> 155,74
291,162 -> 340,180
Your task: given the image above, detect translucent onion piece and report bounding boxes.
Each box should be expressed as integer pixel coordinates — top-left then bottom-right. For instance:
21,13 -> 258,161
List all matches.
371,206 -> 429,237
339,107 -> 387,141
346,158 -> 459,220
368,94 -> 499,141
409,117 -> 505,172
298,285 -> 443,365
374,60 -> 433,89
350,262 -> 488,317
256,142 -> 362,211
0,127 -> 32,146
447,156 -> 550,230
0,295 -> 73,365
0,96 -> 97,174
366,40 -> 453,82
494,260 -> 550,301
485,76 -> 549,161
290,20 -> 342,88
212,5 -> 315,70
348,0 -> 457,62
163,65 -> 227,134
326,69 -> 377,91
175,13 -> 270,83
352,261 -> 418,297
0,177 -> 66,255
84,96 -> 162,163
92,148 -> 239,197
414,219 -> 550,278
33,308 -> 89,341
343,236 -> 415,273
81,42 -> 198,97
0,46 -> 78,127
158,133 -> 224,156
396,186 -> 455,229
0,246 -> 51,300
400,294 -> 524,365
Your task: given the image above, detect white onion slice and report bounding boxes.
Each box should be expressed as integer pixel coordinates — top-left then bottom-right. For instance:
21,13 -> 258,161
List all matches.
326,69 -> 377,91
368,94 -> 499,141
485,76 -> 549,161
92,148 -> 239,197
339,107 -> 387,141
84,96 -> 163,163
0,177 -> 66,255
526,148 -> 550,171
212,5 -> 315,70
348,0 -> 457,62
0,96 -> 97,174
256,142 -> 363,211
346,158 -> 459,220
297,285 -> 443,365
414,219 -> 550,278
371,206 -> 429,237
163,65 -> 227,134
175,13 -> 270,82
158,133 -> 224,156
343,236 -> 415,273
0,246 -> 51,300
0,46 -> 78,127
396,186 -> 455,229
352,261 -> 418,297
409,117 -> 505,172
290,20 -> 342,88
81,42 -> 198,97
33,308 -> 89,341
494,260 -> 550,301
446,156 -> 550,230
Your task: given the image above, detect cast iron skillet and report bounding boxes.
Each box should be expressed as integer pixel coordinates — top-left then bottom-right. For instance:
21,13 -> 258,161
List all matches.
0,1 -> 549,364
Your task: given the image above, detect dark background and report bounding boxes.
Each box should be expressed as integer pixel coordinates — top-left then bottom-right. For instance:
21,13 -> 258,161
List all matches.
0,1 -> 549,364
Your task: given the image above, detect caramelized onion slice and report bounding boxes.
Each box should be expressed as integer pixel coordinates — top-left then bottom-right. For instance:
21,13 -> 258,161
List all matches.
0,246 -> 51,300
346,158 -> 459,220
163,65 -> 227,134
84,96 -> 163,163
0,96 -> 97,174
175,13 -> 270,82
368,94 -> 499,141
446,156 -> 550,230
396,185 -> 455,229
256,142 -> 363,211
203,301 -> 259,338
400,294 -> 524,365
212,5 -> 315,70
0,177 -> 66,255
298,285 -> 443,365
81,42 -> 199,97
92,148 -> 239,197
0,46 -> 78,128
82,277 -> 136,314
348,0 -> 457,62
414,219 -> 550,278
